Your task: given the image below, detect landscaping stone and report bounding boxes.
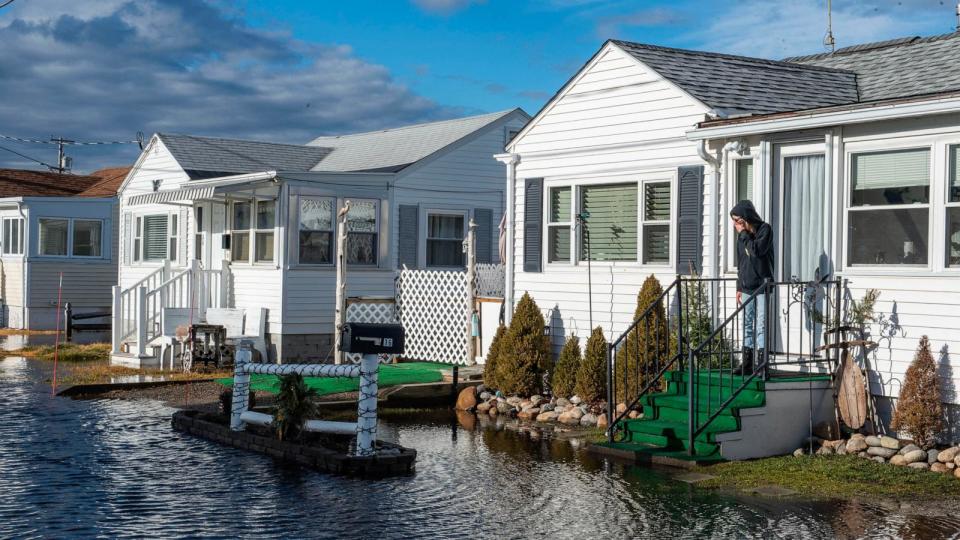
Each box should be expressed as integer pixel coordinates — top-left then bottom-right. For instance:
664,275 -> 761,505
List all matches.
949,462 -> 957,470
955,468 -> 960,479
865,436 -> 882,447
580,413 -> 598,427
553,405 -> 568,413
479,391 -> 492,401
889,455 -> 906,466
519,400 -> 533,410
596,414 -> 608,430
556,398 -> 571,408
489,407 -> 498,417
899,444 -> 921,455
793,448 -> 805,457
931,462 -> 949,474
567,407 -> 584,420
846,438 -> 868,453
858,452 -> 869,458
938,447 -> 960,463
816,445 -> 833,456
871,456 -> 887,464
540,403 -> 555,413
955,455 -> 960,466
536,411 -> 559,422
928,449 -> 941,464
616,403 -> 627,414
835,441 -> 847,455
476,402 -> 492,414
907,462 -> 929,470
558,412 -> 580,425
530,395 -> 543,406
867,447 -> 898,458
456,387 -> 478,411
880,436 -> 901,450
903,449 -> 927,464
496,401 -> 513,414
628,410 -> 641,419
570,396 -> 582,405
517,409 -> 539,421
506,396 -> 522,406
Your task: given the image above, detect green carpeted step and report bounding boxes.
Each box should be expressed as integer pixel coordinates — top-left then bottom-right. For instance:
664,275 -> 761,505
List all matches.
666,370 -> 765,391
625,416 -> 739,441
652,404 -> 743,427
642,391 -> 764,413
618,430 -> 721,456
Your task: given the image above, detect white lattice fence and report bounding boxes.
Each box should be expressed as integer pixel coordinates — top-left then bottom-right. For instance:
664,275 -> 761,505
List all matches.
476,263 -> 505,298
345,298 -> 398,364
395,268 -> 469,365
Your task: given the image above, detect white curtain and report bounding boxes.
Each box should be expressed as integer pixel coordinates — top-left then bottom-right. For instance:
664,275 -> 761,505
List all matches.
785,155 -> 827,281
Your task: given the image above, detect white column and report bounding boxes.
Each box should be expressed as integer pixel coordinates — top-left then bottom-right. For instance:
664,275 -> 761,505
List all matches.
495,153 -> 519,325
334,201 -> 351,364
465,218 -> 477,364
355,352 -> 379,456
135,286 -> 148,357
111,285 -> 122,354
220,259 -> 231,307
230,340 -> 253,431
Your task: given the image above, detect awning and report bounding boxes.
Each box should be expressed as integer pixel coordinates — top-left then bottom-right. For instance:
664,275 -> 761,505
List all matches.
126,171 -> 277,206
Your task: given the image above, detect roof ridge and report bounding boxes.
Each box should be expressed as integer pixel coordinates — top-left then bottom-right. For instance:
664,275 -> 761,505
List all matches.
784,31 -> 960,62
310,109 -> 517,141
610,39 -> 855,74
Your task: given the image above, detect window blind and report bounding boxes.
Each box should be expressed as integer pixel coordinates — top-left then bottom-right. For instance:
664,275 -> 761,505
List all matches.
581,183 -> 637,261
550,186 -> 571,222
143,215 -> 169,261
644,182 -> 670,221
852,148 -> 930,190
737,159 -> 754,201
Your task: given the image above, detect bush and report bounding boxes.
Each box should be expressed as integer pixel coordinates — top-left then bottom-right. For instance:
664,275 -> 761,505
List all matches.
614,275 -> 673,400
483,325 -> 508,391
551,335 -> 581,398
576,326 -> 607,403
891,336 -> 944,448
496,293 -> 551,396
272,373 -> 319,441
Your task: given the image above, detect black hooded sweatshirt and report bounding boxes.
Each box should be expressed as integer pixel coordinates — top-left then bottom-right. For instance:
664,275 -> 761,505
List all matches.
730,200 -> 774,294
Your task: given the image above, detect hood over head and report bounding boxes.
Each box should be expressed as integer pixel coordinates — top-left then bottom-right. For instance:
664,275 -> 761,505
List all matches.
730,200 -> 764,226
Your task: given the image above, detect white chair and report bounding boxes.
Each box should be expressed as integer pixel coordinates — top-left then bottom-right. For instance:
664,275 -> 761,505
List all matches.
206,307 -> 269,362
156,308 -> 194,370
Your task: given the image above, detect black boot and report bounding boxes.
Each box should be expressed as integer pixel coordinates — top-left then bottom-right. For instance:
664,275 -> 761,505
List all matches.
733,348 -> 754,376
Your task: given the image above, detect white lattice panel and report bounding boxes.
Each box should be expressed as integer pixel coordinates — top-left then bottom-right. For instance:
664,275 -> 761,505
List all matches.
345,299 -> 398,364
395,268 -> 469,365
476,263 -> 505,298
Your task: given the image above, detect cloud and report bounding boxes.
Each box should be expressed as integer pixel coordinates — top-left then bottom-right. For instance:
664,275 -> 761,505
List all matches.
594,7 -> 681,38
0,0 -> 458,172
410,0 -> 485,15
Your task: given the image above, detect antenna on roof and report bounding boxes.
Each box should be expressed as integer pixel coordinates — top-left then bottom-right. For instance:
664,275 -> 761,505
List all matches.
823,0 -> 836,52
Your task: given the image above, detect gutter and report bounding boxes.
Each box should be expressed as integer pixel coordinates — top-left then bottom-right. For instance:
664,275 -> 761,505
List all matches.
494,152 -> 520,325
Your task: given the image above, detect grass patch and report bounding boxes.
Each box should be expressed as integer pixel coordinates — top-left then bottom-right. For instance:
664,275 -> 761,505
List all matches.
8,343 -> 112,362
58,362 -> 231,385
694,454 -> 960,500
0,328 -> 58,336
215,361 -> 452,396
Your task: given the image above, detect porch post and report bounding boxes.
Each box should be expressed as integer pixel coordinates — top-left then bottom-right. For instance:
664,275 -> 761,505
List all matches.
135,286 -> 148,357
220,259 -> 231,307
334,201 -> 351,364
465,218 -> 477,365
111,285 -> 122,354
187,259 -> 200,317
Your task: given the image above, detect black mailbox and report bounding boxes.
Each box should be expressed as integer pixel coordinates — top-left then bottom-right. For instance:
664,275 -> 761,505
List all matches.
341,323 -> 405,355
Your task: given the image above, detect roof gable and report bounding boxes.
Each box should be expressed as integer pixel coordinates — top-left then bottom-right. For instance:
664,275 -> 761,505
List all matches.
158,133 -> 332,178
0,169 -> 101,197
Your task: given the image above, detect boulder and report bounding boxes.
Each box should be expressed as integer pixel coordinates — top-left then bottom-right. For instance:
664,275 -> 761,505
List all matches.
816,445 -> 834,456
871,456 -> 887,464
536,411 -> 559,422
846,438 -> 868,453
858,452 -> 869,458
496,401 -> 513,414
938,447 -> 960,463
949,462 -> 957,470
850,433 -> 866,440
567,407 -> 584,420
903,449 -> 928,465
506,396 -> 522,406
628,410 -> 641,419
556,398 -> 571,408
519,400 -> 533,410
931,462 -> 950,474
889,454 -> 906,466
596,414 -> 608,430
616,402 -> 628,414
955,454 -> 960,466
540,403 -> 555,413
553,405 -> 568,414
479,391 -> 493,401
558,412 -> 580,425
899,444 -> 921,456
955,467 -> 960,479
580,413 -> 598,427
517,409 -> 538,421
867,446 -> 898,459
865,436 -> 882,447
793,448 -> 805,457
476,402 -> 492,414
907,462 -> 930,470
570,396 -> 582,405
929,449 -> 941,464
489,407 -> 498,417
530,395 -> 543,406
835,441 -> 847,455
880,436 -> 901,450
456,387 -> 478,411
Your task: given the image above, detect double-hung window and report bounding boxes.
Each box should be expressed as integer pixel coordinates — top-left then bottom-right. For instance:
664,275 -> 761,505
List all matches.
948,145 -> 960,267
39,219 -> 69,256
345,200 -> 378,265
847,148 -> 930,266
580,183 -> 637,262
255,200 -> 275,263
2,218 -> 23,255
73,220 -> 103,257
231,200 -> 276,263
641,181 -> 670,264
39,218 -> 103,257
547,186 -> 572,263
231,202 -> 251,262
426,212 -> 465,267
299,197 -> 334,264
731,159 -> 754,268
134,214 -> 176,263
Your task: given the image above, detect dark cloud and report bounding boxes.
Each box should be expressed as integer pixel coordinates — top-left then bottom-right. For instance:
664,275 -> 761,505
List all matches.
0,0 -> 459,172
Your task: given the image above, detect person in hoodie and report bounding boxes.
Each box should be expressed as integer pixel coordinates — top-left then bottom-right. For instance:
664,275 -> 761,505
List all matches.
730,200 -> 774,376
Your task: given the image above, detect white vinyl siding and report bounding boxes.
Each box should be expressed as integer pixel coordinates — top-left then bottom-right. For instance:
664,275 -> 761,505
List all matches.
3,217 -> 23,255
580,183 -> 637,262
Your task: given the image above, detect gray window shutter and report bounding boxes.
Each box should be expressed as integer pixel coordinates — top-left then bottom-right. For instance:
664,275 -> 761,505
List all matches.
398,204 -> 418,268
523,178 -> 543,273
122,212 -> 132,265
473,208 -> 493,264
677,166 -> 703,275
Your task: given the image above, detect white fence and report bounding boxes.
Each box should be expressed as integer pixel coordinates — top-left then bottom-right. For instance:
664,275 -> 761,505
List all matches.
395,268 -> 469,365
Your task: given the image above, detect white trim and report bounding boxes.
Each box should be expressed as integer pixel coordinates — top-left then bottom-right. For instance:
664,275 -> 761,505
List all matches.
423,208 -> 468,269
2,217 -> 24,256
295,194 -> 337,267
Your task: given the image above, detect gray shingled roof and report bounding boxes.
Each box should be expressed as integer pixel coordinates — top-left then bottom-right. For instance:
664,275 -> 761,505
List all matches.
612,40 -> 859,117
158,133 -> 332,178
306,109 -> 526,172
785,32 -> 960,103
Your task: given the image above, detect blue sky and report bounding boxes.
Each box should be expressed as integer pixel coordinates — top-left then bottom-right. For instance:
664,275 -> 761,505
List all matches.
0,0 -> 956,171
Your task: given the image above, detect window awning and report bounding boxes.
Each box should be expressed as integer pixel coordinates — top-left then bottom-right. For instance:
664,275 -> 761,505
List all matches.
126,171 -> 277,206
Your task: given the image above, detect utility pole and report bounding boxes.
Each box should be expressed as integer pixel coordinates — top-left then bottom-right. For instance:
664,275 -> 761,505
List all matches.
51,136 -> 74,173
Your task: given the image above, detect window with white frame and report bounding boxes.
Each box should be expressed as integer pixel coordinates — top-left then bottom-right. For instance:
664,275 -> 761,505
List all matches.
38,218 -> 103,258
194,206 -> 204,262
254,200 -> 275,263
731,159 -> 754,268
345,200 -> 378,265
426,211 -> 465,267
299,197 -> 335,264
39,218 -> 69,256
847,148 -> 930,266
580,183 -> 637,262
948,144 -> 960,267
231,201 -> 251,262
231,199 -> 275,263
547,186 -> 572,263
2,217 -> 23,255
134,214 -> 176,263
641,181 -> 670,264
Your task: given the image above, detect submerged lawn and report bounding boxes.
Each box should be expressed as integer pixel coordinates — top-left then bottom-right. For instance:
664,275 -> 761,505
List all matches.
215,361 -> 452,396
7,343 -> 111,363
695,455 -> 960,500
59,362 -> 231,385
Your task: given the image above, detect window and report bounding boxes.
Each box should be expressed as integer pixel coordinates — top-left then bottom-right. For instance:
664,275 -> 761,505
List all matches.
133,214 -> 175,263
580,183 -> 637,262
255,200 -> 275,263
547,186 -> 572,263
39,219 -> 68,256
168,214 -> 178,261
73,220 -> 102,257
231,200 -> 275,263
736,159 -> 754,203
345,200 -> 378,265
948,145 -> 960,267
2,218 -> 23,255
194,206 -> 203,262
231,201 -> 251,262
641,181 -> 670,264
426,212 -> 465,267
847,148 -> 930,266
299,197 -> 334,264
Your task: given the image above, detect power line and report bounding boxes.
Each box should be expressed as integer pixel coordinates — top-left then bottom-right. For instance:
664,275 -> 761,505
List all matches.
0,143 -> 57,170
0,133 -> 142,146
0,0 -> 16,9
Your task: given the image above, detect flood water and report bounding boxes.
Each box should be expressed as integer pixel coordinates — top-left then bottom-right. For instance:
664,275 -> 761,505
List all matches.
2,357 -> 960,539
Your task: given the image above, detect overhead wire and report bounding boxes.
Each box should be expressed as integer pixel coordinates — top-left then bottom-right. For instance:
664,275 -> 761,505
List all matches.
0,143 -> 58,170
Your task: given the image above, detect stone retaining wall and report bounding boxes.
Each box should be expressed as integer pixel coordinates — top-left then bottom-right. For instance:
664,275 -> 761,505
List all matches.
171,410 -> 416,477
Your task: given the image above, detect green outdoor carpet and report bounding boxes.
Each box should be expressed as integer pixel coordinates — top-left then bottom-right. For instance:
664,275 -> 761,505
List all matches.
215,361 -> 453,396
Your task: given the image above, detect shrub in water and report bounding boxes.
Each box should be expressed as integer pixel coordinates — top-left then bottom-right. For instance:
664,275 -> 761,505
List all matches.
551,335 -> 581,398
272,373 -> 320,441
615,275 -> 673,400
483,325 -> 508,392
497,293 -> 551,396
576,326 -> 607,403
891,336 -> 944,449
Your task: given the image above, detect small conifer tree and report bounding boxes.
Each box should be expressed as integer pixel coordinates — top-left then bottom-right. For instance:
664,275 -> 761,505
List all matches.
483,325 -> 508,392
615,275 -> 672,399
576,326 -> 608,403
551,335 -> 581,398
497,293 -> 551,395
891,335 -> 944,448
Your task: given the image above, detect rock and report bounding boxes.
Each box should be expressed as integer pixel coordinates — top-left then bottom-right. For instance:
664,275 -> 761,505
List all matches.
903,449 -> 927,465
816,445 -> 834,456
556,398 -> 571,408
899,444 -> 921,455
867,446 -> 898,459
553,405 -> 567,414
931,462 -> 949,474
496,401 -> 513,414
793,448 -> 805,457
476,402 -> 492,414
489,407 -> 498,417
476,384 -> 487,393
835,441 -> 847,455
570,396 -> 582,405
949,462 -> 957,470
455,387 -> 478,411
858,452 -> 869,458
558,412 -> 580,425
540,403 -> 555,413
506,396 -> 522,406
938,447 -> 960,463
871,456 -> 887,464
567,407 -> 584,420
907,462 -> 929,470
519,400 -> 533,410
479,391 -> 493,401
880,436 -> 901,450
536,411 -> 559,422
955,455 -> 960,466
616,403 -> 627,414
889,454 -> 906,466
596,414 -> 608,430
846,438 -> 868,453
518,409 -> 538,421
530,395 -> 543,406
628,410 -> 641,419
580,413 -> 598,427
955,468 -> 960,479
865,436 -> 882,447
850,433 -> 866,440
928,449 -> 941,464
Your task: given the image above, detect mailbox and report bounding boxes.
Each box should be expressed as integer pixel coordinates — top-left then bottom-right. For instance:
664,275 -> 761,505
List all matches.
340,323 -> 405,355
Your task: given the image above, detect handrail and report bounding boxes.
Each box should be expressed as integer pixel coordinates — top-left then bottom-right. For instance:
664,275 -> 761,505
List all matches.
145,268 -> 191,300
609,277 -> 679,349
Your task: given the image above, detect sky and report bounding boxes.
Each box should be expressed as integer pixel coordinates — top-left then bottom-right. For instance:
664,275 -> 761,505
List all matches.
0,0 -> 957,172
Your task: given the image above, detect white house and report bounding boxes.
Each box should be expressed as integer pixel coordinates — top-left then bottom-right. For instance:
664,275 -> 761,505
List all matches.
112,109 -> 529,366
500,32 -> 960,435
0,168 -> 126,329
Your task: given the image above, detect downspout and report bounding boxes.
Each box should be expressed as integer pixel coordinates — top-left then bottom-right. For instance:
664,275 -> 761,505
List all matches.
495,153 -> 520,325
696,139 -> 722,281
17,201 -> 27,329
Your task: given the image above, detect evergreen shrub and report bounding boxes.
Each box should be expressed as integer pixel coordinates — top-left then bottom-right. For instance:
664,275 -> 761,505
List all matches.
551,335 -> 581,398
891,336 -> 944,449
497,293 -> 551,396
576,326 -> 608,403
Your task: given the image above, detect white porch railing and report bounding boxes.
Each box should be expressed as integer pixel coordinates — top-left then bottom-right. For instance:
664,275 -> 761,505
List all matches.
112,260 -> 232,357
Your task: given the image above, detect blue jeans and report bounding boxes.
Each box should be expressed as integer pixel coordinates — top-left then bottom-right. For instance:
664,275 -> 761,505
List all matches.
743,291 -> 767,350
